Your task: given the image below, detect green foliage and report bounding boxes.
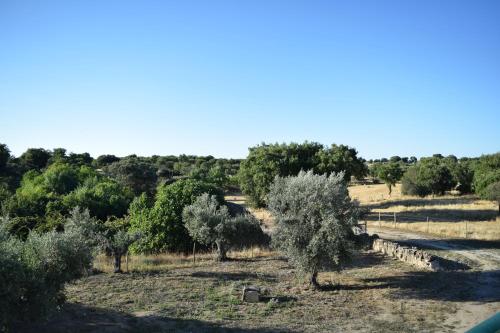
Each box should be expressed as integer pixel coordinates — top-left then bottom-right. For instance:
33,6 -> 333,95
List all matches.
20,148 -> 52,171
268,170 -> 358,288
43,162 -> 80,195
129,179 -> 222,253
0,143 -> 10,170
183,193 -> 267,261
95,154 -> 120,168
183,193 -> 231,260
0,213 -> 94,329
401,157 -> 454,196
104,157 -> 158,196
482,182 -> 500,214
473,153 -> 500,196
238,142 -> 366,207
449,161 -> 474,194
376,162 -> 403,195
63,177 -> 133,221
315,144 -> 368,180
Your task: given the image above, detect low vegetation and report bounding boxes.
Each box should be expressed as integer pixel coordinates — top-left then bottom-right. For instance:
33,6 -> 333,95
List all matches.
0,212 -> 94,330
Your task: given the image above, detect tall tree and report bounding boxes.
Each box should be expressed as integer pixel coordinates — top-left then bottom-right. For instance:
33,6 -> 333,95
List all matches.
268,171 -> 358,289
377,162 -> 403,195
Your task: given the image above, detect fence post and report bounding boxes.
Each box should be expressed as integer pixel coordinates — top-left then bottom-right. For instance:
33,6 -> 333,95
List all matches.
193,242 -> 196,266
427,217 -> 429,233
394,212 -> 396,228
465,220 -> 468,239
378,212 -> 381,227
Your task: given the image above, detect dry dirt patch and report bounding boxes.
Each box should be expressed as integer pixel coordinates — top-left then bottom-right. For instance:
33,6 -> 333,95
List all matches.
18,250 -> 480,333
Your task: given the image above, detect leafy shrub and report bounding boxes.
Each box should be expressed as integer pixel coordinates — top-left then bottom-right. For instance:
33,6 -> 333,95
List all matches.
473,153 -> 500,196
268,170 -> 358,289
481,181 -> 500,214
0,212 -> 94,330
104,157 -> 158,196
63,176 -> 133,221
401,157 -> 454,196
183,193 -> 267,261
401,167 -> 430,197
129,179 -> 222,253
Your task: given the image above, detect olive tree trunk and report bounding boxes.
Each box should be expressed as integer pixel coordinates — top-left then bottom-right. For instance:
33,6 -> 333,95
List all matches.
310,271 -> 321,290
113,254 -> 122,273
215,241 -> 227,262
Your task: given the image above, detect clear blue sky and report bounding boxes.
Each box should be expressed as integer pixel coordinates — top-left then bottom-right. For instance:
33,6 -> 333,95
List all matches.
1,0 -> 499,159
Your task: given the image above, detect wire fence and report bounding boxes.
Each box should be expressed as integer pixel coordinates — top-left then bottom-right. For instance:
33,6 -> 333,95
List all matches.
361,211 -> 495,239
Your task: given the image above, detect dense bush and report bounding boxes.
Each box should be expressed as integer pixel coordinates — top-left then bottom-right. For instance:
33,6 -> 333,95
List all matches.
104,157 -> 158,196
183,193 -> 267,261
129,179 -> 222,253
401,157 -> 455,196
268,170 -> 358,289
0,212 -> 94,330
238,142 -> 367,207
62,176 -> 133,221
473,153 -> 500,195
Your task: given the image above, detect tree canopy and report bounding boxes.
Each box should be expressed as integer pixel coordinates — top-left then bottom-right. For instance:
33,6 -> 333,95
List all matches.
268,170 -> 358,289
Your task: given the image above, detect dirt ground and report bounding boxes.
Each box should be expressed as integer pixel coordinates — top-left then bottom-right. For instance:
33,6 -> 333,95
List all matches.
18,249 -> 482,333
368,226 -> 500,332
16,188 -> 500,332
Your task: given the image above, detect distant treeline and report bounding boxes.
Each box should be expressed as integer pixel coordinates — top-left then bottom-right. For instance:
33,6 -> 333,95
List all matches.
0,144 -> 240,240
0,142 -> 498,244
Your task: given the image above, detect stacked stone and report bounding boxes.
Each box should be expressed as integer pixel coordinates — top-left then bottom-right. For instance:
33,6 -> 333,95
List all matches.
372,238 -> 441,271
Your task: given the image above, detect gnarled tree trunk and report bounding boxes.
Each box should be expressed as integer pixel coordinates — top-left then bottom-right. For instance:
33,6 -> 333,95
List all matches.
310,271 -> 321,290
215,241 -> 227,262
113,254 -> 122,273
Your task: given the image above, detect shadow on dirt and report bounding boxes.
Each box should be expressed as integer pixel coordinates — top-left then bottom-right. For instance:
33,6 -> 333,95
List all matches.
191,270 -> 278,282
398,238 -> 500,250
359,269 -> 500,303
13,302 -> 292,333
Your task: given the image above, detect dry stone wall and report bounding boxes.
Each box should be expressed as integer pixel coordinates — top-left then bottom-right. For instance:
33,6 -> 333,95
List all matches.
372,238 -> 441,271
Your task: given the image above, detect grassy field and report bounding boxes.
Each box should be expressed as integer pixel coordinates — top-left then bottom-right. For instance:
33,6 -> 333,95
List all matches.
350,183 -> 500,240
22,249 -> 476,333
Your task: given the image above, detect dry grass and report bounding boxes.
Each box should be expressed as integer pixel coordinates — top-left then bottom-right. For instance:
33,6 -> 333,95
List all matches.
225,195 -> 275,233
23,249 -> 471,333
94,247 -> 275,273
350,184 -> 500,240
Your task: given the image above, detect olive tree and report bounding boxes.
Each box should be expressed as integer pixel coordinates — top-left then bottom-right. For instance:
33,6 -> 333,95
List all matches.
102,217 -> 140,273
377,162 -> 403,195
183,193 -> 266,261
268,170 -> 358,289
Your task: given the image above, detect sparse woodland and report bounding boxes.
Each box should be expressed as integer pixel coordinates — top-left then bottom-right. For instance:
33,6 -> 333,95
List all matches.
0,141 -> 498,331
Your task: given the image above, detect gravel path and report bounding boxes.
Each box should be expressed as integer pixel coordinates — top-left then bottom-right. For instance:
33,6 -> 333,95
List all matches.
369,226 -> 500,332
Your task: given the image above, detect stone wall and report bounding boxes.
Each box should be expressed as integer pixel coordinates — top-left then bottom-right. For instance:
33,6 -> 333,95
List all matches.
372,238 -> 441,271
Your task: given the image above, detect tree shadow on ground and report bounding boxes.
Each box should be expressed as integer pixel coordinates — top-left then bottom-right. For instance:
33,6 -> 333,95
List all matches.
364,197 -> 477,210
397,238 -> 500,250
357,270 -> 500,303
190,270 -> 278,282
344,252 -> 387,269
14,303 -> 292,333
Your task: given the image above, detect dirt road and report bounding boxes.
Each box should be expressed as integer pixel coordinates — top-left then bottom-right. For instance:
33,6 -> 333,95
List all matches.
369,226 -> 500,332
